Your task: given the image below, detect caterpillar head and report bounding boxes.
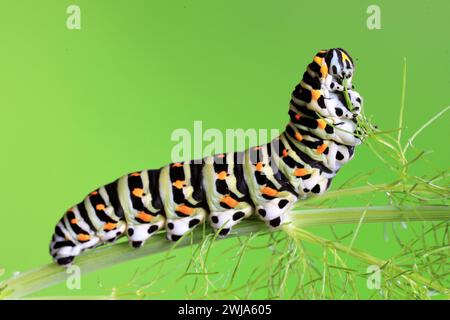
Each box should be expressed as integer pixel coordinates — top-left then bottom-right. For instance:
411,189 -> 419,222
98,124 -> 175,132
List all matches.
325,48 -> 355,83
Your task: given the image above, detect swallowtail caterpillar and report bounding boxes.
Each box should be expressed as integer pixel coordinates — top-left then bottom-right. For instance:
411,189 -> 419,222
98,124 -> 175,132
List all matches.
50,48 -> 363,266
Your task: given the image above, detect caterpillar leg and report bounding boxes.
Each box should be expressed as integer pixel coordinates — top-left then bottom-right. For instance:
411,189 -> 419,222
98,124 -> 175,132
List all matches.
325,78 -> 345,92
165,210 -> 206,241
255,196 -> 296,228
347,89 -> 363,115
208,207 -> 253,237
323,91 -> 357,119
126,220 -> 165,248
299,171 -> 333,197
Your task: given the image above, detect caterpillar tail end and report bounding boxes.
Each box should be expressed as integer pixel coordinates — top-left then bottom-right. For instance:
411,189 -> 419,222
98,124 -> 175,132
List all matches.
49,214 -> 126,266
49,221 -> 100,267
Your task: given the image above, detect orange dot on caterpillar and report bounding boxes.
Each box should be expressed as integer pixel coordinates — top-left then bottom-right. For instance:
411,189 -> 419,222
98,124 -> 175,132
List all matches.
103,222 -> 117,231
295,132 -> 303,142
217,171 -> 228,180
316,144 -> 328,154
294,168 -> 309,177
77,234 -> 90,242
132,188 -> 144,198
317,119 -> 327,129
220,195 -> 239,208
137,211 -> 153,222
261,186 -> 278,197
172,180 -> 185,189
95,204 -> 106,211
176,205 -> 195,216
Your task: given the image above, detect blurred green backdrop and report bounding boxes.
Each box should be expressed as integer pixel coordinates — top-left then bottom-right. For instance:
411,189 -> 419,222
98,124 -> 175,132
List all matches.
0,0 -> 448,298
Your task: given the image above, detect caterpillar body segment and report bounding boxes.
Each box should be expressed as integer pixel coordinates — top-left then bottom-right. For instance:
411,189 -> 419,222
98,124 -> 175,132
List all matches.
117,170 -> 166,248
50,48 -> 363,266
159,161 -> 208,241
203,152 -> 254,236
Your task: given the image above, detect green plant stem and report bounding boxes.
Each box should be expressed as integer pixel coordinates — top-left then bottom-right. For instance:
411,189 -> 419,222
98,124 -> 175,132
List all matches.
0,205 -> 448,299
294,183 -> 445,206
290,205 -> 449,227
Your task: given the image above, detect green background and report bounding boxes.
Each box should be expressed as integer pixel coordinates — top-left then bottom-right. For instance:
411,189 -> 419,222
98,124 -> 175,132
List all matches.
0,0 -> 448,298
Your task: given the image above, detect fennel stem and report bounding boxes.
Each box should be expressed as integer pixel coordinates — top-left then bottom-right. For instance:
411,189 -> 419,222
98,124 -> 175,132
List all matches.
0,205 -> 448,299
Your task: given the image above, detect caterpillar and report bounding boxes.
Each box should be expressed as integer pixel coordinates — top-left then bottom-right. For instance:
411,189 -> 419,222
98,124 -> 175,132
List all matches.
50,48 -> 364,266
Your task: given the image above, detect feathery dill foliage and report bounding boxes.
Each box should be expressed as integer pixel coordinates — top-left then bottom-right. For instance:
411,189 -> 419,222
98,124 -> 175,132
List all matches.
0,61 -> 449,300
